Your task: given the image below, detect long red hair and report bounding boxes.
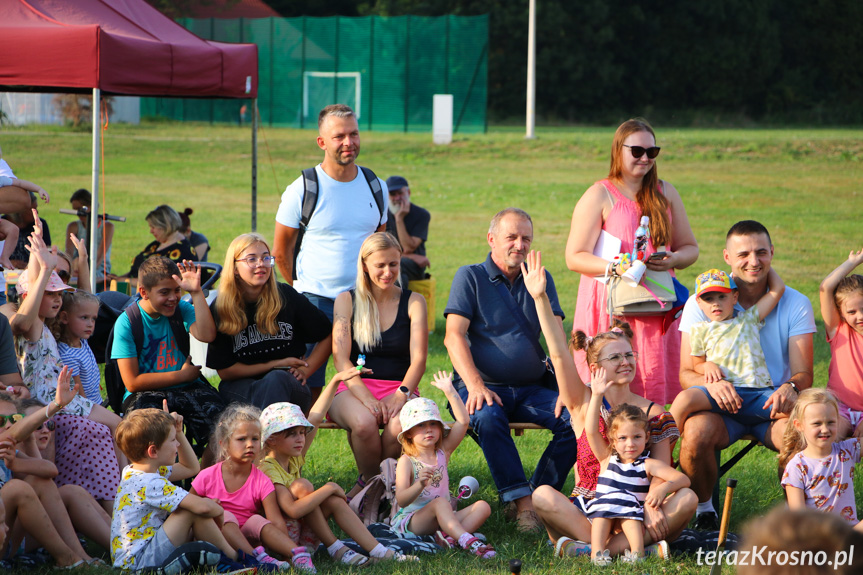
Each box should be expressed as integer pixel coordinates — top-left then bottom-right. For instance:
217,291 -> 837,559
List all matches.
608,118 -> 671,248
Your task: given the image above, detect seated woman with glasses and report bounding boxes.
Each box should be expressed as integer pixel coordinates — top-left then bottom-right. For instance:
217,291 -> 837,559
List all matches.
520,253 -> 695,558
564,118 -> 698,407
206,233 -> 332,414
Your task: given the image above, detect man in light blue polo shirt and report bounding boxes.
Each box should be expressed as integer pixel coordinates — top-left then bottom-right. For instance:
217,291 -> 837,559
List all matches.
444,208 -> 576,532
677,220 -> 816,530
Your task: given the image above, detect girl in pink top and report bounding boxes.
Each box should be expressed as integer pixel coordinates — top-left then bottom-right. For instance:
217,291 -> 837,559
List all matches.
564,119 -> 699,405
190,404 -> 315,572
819,248 -> 863,438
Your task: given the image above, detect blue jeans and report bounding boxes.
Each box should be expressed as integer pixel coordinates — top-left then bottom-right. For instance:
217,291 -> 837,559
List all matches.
302,293 -> 335,388
453,383 -> 577,503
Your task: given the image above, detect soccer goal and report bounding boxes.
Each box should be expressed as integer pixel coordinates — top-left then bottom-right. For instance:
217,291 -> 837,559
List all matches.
303,72 -> 362,120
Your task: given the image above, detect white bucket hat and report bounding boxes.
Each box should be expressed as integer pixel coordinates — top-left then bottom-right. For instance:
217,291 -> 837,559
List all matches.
259,402 -> 313,447
397,397 -> 450,443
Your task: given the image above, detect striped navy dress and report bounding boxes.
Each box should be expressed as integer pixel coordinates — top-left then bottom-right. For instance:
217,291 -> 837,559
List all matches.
583,453 -> 649,521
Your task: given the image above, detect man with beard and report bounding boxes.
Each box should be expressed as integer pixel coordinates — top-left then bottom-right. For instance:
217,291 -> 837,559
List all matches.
443,208 -> 577,532
273,104 -> 388,396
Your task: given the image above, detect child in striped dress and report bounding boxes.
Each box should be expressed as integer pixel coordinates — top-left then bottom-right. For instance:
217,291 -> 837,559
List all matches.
55,290 -> 102,405
584,371 -> 690,565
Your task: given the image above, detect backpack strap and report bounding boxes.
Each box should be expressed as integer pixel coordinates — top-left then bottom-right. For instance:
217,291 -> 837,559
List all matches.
125,302 -> 190,360
359,166 -> 385,225
124,302 -> 145,356
292,167 -> 320,280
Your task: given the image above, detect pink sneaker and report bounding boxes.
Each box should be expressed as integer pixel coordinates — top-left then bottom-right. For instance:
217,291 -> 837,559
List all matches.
462,536 -> 496,559
291,546 -> 316,573
253,546 -> 290,570
434,530 -> 456,549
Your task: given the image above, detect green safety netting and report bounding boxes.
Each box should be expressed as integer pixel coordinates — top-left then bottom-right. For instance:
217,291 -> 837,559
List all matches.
141,15 -> 488,133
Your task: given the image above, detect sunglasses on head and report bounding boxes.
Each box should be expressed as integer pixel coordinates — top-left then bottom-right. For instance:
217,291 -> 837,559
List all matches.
623,144 -> 661,159
0,413 -> 24,426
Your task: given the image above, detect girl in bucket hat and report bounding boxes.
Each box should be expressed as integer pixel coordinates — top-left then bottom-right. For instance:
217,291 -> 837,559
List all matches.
258,366 -> 417,565
392,371 -> 496,559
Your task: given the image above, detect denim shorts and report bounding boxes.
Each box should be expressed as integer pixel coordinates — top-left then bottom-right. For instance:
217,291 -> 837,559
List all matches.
693,385 -> 775,443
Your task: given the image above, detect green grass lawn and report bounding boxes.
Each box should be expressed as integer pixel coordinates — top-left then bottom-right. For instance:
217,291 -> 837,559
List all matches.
2,122 -> 862,573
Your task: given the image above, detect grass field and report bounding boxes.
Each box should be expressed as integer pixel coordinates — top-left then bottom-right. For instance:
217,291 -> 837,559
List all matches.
1,122 -> 862,573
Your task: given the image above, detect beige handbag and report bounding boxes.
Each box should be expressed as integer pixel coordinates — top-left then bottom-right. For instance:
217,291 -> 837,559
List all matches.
606,268 -> 676,318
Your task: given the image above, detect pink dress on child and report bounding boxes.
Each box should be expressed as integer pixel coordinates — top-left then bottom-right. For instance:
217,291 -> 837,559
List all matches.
572,179 -> 682,405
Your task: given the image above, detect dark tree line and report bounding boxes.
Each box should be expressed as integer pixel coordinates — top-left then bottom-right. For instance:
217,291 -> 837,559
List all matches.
152,0 -> 863,124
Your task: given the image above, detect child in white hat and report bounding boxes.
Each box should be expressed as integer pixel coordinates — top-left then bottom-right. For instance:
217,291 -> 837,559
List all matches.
258,366 -> 416,566
392,371 -> 495,558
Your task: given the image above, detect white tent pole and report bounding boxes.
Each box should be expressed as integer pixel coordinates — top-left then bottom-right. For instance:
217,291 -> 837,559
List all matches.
251,98 -> 258,232
526,0 -> 536,140
90,88 -> 100,289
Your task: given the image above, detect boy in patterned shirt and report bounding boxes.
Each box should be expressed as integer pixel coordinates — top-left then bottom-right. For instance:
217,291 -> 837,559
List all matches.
111,406 -> 245,571
671,268 -> 785,429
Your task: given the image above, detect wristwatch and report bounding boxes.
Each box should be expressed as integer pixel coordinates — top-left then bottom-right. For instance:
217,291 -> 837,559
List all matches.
784,381 -> 800,394
398,385 -> 411,397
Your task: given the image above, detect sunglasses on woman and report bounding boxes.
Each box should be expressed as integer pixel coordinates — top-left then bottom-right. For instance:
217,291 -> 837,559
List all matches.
36,420 -> 56,431
0,413 -> 24,426
623,145 -> 661,159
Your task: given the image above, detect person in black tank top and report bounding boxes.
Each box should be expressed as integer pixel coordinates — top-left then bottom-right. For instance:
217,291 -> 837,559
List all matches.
328,233 -> 429,499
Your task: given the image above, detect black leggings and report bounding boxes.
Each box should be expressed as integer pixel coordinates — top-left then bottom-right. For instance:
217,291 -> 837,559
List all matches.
218,369 -> 312,414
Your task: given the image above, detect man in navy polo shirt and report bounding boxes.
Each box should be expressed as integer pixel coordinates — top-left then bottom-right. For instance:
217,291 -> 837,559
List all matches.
444,208 -> 577,532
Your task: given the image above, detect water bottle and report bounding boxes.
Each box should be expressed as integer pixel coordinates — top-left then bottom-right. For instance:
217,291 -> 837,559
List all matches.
633,215 -> 650,261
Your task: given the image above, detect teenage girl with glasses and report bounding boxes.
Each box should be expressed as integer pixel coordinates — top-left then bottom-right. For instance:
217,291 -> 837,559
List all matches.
207,233 -> 333,414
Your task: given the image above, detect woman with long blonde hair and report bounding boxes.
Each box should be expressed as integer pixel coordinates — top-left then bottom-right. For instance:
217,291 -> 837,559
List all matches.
329,232 -> 428,497
565,118 -> 699,405
206,233 -> 332,413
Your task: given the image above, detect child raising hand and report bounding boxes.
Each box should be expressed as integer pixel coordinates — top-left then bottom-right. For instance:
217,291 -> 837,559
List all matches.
584,369 -> 691,565
819,248 -> 863,438
391,371 -> 495,558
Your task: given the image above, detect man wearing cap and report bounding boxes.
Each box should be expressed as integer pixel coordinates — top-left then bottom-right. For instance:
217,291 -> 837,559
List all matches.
385,175 -> 431,288
444,207 -> 576,532
676,220 -> 815,530
273,104 -> 388,396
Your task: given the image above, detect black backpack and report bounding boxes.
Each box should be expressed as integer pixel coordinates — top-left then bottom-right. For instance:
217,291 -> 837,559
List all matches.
104,299 -> 190,415
292,165 -> 385,280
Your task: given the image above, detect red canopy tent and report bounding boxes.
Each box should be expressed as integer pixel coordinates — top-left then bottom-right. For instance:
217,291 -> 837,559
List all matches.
0,0 -> 260,285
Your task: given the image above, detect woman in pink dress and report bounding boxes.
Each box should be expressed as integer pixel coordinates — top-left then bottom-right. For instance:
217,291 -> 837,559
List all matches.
565,119 -> 698,405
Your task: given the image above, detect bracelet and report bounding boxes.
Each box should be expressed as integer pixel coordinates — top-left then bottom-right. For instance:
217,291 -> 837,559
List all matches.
784,381 -> 800,394
53,398 -> 63,408
46,404 -> 51,419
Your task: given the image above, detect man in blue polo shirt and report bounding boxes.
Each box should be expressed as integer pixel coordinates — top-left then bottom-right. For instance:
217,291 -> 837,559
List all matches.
444,207 -> 576,532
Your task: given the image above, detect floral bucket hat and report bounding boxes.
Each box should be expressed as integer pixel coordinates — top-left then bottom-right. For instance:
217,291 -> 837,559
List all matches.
260,402 -> 313,446
397,397 -> 450,443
